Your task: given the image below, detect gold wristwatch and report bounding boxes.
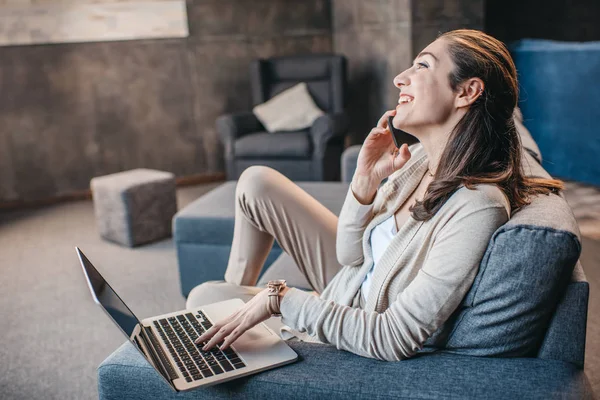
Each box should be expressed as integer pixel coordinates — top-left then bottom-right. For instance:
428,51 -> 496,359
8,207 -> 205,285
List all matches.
267,280 -> 287,316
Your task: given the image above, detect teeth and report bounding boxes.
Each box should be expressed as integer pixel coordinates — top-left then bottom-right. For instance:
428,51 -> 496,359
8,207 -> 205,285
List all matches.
398,96 -> 413,104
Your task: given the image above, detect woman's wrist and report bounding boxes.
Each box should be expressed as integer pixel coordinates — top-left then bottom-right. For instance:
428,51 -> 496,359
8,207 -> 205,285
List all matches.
279,286 -> 290,299
351,174 -> 379,205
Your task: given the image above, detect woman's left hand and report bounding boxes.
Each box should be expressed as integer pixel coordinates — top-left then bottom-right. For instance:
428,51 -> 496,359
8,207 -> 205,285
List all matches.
194,288 -> 273,351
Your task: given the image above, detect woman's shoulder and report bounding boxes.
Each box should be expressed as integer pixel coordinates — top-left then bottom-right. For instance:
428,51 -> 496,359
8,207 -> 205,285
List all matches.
452,183 -> 511,218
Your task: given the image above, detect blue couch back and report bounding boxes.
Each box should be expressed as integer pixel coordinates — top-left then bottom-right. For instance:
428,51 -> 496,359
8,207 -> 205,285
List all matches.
510,39 -> 600,187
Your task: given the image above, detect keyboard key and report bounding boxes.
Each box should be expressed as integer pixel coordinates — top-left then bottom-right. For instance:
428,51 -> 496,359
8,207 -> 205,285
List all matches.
185,377 -> 192,382
228,356 -> 241,364
192,374 -> 203,381
221,360 -> 234,372
211,365 -> 224,375
201,368 -> 214,378
233,362 -> 246,369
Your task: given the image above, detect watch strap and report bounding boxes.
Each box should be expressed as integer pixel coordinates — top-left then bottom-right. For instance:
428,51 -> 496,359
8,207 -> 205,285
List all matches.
267,280 -> 286,316
268,292 -> 281,316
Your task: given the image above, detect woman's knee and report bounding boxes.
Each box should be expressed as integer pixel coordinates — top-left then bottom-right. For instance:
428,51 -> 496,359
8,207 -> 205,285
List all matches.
236,165 -> 285,201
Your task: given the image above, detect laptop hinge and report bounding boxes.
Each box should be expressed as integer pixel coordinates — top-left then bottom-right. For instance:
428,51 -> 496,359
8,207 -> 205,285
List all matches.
139,325 -> 179,382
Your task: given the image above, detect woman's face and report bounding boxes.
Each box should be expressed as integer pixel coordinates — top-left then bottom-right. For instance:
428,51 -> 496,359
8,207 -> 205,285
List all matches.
392,38 -> 458,134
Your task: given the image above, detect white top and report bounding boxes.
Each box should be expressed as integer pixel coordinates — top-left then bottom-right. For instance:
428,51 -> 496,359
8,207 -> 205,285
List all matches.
361,214 -> 398,302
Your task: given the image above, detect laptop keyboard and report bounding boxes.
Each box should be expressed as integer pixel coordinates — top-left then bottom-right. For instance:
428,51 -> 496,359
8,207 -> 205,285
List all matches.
153,311 -> 246,383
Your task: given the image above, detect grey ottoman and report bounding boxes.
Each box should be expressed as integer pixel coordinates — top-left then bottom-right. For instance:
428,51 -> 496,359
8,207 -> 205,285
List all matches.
91,168 -> 177,247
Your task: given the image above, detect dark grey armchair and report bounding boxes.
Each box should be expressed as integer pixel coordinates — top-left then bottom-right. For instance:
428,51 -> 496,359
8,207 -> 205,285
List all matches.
216,54 -> 349,181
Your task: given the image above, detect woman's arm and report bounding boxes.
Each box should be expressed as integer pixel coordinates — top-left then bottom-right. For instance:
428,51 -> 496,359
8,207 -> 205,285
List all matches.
335,180 -> 378,267
282,204 -> 509,361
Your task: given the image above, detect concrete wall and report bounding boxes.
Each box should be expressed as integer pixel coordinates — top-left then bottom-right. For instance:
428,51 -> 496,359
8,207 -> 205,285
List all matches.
11,0 -> 591,204
0,0 -> 332,203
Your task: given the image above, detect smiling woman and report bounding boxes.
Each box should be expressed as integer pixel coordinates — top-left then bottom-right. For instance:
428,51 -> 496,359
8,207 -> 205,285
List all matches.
194,29 -> 565,362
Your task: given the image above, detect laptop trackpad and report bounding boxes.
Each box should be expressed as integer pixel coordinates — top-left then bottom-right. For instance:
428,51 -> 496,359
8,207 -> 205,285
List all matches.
240,323 -> 273,342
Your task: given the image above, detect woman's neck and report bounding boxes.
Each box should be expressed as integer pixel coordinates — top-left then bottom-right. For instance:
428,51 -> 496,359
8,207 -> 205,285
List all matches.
411,107 -> 468,174
413,107 -> 468,174
418,136 -> 447,175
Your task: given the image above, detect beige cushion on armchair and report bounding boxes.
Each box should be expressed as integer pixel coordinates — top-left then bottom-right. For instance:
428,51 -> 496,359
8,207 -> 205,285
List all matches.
252,82 -> 325,132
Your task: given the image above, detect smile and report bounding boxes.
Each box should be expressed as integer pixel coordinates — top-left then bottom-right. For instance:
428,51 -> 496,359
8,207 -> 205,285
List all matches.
398,94 -> 414,105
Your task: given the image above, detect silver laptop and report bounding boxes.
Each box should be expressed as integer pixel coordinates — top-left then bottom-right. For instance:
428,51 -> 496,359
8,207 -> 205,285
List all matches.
76,247 -> 298,392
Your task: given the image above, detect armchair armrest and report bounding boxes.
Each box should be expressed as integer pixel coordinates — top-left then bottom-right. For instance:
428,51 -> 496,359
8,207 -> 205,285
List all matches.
309,112 -> 349,156
216,111 -> 264,153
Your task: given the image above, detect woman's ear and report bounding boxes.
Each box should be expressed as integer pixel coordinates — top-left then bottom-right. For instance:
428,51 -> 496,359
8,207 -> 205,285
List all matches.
455,78 -> 485,108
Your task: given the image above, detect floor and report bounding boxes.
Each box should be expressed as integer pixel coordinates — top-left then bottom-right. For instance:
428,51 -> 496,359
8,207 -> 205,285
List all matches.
0,180 -> 598,399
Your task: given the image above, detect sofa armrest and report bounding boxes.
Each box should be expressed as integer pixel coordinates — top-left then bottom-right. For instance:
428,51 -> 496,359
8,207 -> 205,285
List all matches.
216,111 -> 264,153
309,112 -> 349,156
99,341 -> 593,400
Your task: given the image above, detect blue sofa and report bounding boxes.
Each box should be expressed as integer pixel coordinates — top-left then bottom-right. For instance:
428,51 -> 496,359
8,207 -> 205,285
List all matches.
99,134 -> 593,398
509,39 -> 600,187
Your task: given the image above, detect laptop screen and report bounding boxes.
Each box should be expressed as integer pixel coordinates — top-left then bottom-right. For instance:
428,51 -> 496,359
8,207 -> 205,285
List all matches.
77,249 -> 141,338
77,248 -> 176,389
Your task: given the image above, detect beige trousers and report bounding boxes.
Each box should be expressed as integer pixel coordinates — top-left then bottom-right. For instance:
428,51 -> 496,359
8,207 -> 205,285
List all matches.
224,165 -> 343,292
185,166 -> 343,337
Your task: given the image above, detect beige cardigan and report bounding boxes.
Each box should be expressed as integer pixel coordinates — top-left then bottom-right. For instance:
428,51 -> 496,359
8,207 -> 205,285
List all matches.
280,142 -> 511,361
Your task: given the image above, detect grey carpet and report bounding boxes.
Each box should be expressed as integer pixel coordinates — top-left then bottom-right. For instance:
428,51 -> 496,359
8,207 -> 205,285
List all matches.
0,182 -> 220,400
0,181 -> 598,399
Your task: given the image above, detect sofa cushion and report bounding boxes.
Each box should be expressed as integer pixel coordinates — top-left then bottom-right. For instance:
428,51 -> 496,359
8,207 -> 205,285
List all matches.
98,341 -> 594,400
422,149 -> 582,357
234,131 -> 312,159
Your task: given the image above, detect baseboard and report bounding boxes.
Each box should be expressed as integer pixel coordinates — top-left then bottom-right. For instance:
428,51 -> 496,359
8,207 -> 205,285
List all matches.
0,172 -> 226,211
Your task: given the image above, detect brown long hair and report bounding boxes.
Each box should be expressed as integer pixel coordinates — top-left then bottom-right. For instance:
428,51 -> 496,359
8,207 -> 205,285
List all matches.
410,29 -> 564,221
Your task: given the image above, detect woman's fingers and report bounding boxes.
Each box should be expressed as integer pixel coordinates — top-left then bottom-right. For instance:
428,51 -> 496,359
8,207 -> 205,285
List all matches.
368,127 -> 387,137
392,143 -> 412,171
376,109 -> 397,129
220,323 -> 249,351
202,321 -> 237,350
194,307 -> 243,345
195,323 -> 219,345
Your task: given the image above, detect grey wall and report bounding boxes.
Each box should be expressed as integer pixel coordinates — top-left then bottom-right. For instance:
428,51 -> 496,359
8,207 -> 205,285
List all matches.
0,0 -> 332,203
332,0 -> 484,144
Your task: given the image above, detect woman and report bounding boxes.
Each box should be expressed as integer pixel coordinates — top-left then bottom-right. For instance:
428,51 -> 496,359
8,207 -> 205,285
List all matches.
194,29 -> 564,361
